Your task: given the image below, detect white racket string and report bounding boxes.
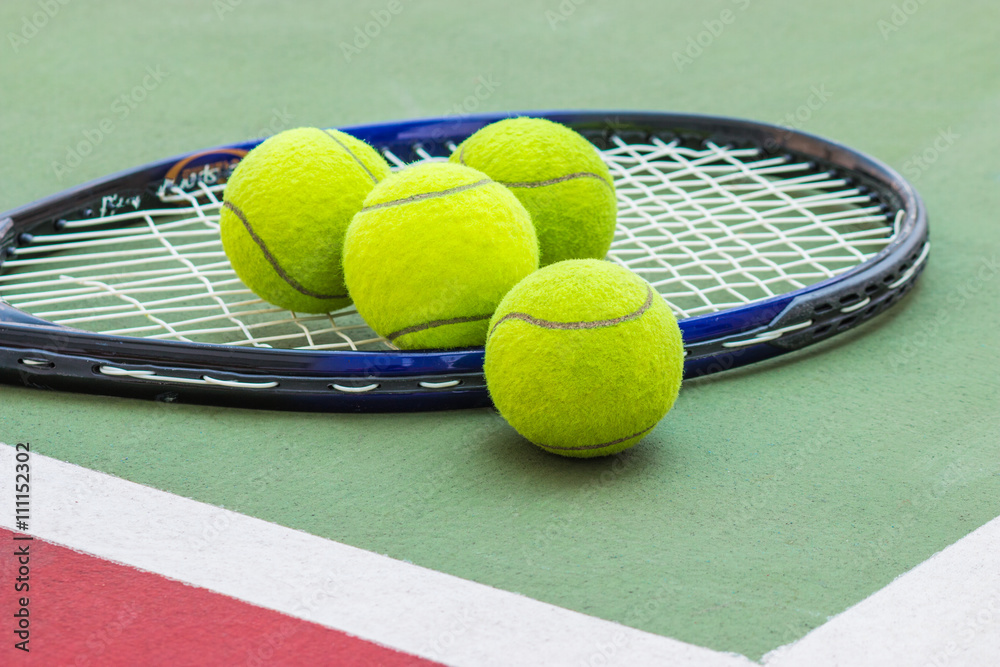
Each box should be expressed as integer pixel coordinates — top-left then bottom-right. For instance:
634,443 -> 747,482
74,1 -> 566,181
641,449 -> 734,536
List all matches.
0,137 -> 895,349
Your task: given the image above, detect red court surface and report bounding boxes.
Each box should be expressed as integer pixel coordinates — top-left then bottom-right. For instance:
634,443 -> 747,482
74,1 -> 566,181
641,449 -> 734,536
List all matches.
0,528 -> 437,666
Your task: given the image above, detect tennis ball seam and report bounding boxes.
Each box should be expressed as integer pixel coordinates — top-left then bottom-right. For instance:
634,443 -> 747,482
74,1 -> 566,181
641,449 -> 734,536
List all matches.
386,313 -> 493,343
540,423 -> 658,452
321,129 -> 380,185
361,179 -> 491,212
456,145 -> 613,190
500,171 -> 613,190
223,201 -> 349,300
489,283 -> 654,337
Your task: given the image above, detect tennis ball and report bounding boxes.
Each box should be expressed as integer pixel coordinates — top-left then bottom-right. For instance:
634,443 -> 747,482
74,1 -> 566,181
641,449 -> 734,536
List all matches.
451,117 -> 618,267
485,259 -> 683,458
343,162 -> 539,350
220,127 -> 391,313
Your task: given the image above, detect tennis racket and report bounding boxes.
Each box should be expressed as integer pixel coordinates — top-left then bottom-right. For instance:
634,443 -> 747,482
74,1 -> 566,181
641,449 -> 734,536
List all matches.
0,111 -> 929,411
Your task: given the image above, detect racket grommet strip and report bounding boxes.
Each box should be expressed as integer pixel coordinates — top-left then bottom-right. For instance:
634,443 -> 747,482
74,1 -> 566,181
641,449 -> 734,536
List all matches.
201,375 -> 279,389
840,297 -> 872,314
0,110 -> 930,411
418,380 -> 461,389
330,383 -> 380,393
98,365 -> 278,389
887,242 -> 930,290
720,320 -> 814,349
18,357 -> 54,369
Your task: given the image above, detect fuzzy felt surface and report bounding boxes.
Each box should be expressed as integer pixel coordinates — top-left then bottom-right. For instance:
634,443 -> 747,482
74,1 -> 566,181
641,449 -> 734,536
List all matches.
485,259 -> 683,457
343,162 -> 539,349
451,117 -> 618,266
4,3 -> 998,661
220,127 -> 391,313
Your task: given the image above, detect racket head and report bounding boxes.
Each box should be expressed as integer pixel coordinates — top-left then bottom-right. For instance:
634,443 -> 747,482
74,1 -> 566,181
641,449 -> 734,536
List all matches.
0,110 -> 928,410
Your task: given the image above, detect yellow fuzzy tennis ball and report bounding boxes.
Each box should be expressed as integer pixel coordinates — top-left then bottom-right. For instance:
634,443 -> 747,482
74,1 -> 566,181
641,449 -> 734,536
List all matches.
344,162 -> 539,350
220,127 -> 390,313
485,259 -> 683,458
451,117 -> 618,266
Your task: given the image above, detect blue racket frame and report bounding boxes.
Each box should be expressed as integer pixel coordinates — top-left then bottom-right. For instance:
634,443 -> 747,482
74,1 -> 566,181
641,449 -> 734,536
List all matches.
0,111 -> 928,411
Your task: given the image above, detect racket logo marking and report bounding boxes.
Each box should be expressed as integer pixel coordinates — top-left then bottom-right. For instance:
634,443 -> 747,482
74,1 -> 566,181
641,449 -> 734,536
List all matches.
0,112 -> 928,410
99,194 -> 142,219
162,149 -> 248,192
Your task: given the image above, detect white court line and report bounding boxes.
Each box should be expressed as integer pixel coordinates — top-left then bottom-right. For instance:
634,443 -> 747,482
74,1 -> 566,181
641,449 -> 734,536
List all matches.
0,446 -> 752,667
764,515 -> 1000,667
4,445 -> 998,666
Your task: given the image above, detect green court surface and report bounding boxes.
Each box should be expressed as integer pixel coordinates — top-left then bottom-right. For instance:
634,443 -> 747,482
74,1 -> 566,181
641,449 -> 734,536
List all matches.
1,0 -> 998,661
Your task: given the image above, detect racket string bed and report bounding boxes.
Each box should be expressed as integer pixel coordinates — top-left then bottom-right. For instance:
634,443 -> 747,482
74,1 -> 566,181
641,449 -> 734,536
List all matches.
603,137 -> 893,319
0,111 -> 930,409
2,135 -> 895,353
1,183 -> 390,351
